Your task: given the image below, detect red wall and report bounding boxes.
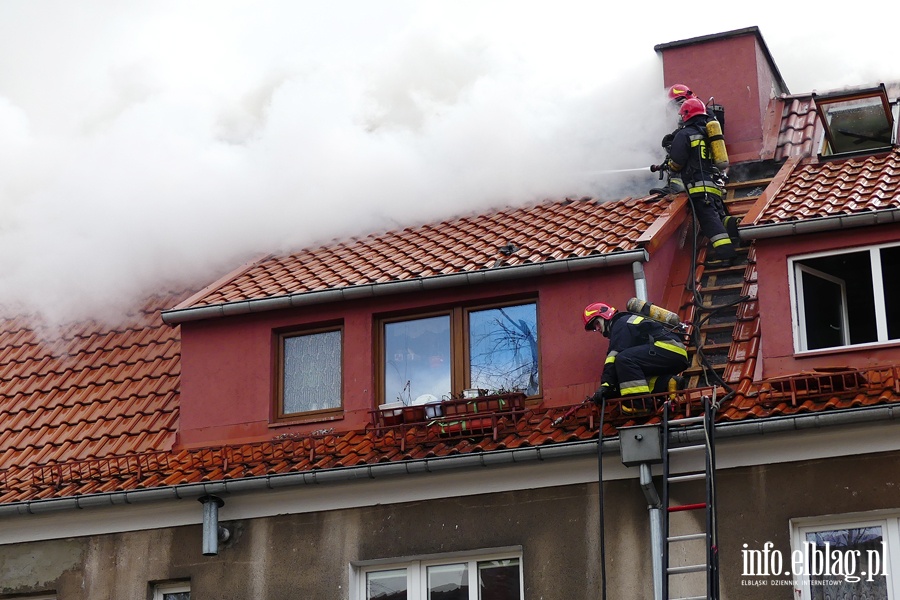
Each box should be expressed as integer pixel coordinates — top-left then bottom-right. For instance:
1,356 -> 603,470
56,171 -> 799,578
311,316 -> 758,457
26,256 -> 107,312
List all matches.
177,264 -> 647,449
755,224 -> 900,378
660,32 -> 783,162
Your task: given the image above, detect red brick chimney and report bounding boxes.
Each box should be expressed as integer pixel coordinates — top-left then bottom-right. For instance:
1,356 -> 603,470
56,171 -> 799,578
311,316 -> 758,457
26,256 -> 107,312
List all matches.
655,26 -> 788,163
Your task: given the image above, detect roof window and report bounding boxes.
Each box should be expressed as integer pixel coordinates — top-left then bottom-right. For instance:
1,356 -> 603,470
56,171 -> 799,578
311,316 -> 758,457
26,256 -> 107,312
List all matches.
814,84 -> 896,157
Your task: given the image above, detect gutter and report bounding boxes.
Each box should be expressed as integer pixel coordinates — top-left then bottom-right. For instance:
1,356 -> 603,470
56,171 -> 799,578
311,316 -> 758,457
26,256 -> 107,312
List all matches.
161,249 -> 650,324
741,208 -> 900,241
1,404 -> 897,518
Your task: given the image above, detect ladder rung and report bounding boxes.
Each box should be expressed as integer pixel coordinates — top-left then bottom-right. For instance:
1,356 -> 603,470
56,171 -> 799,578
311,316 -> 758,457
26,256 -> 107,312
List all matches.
668,444 -> 706,454
667,415 -> 704,426
668,532 -> 706,543
671,596 -> 707,600
667,563 -> 707,575
668,502 -> 707,513
668,472 -> 706,483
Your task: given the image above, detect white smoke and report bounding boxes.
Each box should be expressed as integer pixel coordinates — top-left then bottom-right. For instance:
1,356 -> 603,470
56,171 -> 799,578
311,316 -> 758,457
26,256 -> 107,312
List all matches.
0,1 -> 894,324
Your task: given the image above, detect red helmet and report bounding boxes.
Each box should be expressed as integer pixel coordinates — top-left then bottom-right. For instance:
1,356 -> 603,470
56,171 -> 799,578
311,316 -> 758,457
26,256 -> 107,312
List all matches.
583,302 -> 617,331
668,84 -> 694,104
679,97 -> 707,122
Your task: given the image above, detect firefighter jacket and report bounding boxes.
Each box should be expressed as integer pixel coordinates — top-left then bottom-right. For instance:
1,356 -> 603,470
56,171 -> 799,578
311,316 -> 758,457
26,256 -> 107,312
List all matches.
667,115 -> 720,196
600,312 -> 688,392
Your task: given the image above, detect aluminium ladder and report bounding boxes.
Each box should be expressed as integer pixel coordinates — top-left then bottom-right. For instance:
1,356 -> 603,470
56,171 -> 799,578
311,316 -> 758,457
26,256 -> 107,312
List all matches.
661,396 -> 720,600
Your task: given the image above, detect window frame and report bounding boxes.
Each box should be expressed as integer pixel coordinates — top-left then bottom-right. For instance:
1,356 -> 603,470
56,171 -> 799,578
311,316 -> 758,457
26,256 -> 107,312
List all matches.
375,298 -> 540,405
791,511 -> 900,600
789,242 -> 899,353
352,548 -> 524,600
814,84 -> 896,158
152,581 -> 191,600
274,323 -> 344,423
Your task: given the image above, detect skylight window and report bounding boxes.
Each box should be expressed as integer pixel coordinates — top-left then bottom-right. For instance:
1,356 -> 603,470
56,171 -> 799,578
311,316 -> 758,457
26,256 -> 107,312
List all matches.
815,85 -> 896,157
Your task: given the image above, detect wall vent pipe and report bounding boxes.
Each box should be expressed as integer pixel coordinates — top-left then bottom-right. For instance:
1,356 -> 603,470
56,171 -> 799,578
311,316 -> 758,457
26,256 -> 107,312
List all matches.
199,495 -> 229,556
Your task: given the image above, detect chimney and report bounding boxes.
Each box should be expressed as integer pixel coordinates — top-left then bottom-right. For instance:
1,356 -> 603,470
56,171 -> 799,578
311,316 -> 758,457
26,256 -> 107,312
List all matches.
655,26 -> 788,163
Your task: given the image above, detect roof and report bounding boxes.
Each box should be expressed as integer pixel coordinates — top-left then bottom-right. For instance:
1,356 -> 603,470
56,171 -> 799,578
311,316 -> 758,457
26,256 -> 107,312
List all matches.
745,147 -> 900,226
1,186 -> 898,506
168,195 -> 669,316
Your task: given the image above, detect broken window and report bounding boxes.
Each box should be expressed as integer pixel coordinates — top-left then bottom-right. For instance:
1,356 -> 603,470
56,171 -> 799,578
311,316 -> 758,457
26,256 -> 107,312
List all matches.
815,85 -> 896,157
277,327 -> 343,419
791,243 -> 900,352
379,301 -> 539,405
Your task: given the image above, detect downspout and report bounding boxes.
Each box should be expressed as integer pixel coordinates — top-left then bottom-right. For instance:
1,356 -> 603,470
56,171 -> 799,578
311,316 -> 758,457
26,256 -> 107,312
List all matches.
633,259 -> 664,600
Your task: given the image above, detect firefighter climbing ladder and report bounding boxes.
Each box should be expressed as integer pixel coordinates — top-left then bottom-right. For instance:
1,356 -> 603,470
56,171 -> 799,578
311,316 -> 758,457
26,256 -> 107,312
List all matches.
661,395 -> 720,600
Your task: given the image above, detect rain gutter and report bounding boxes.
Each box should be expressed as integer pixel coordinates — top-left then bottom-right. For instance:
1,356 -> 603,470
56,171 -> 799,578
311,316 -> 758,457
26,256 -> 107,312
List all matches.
161,249 -> 650,324
1,404 -> 897,518
741,208 -> 900,241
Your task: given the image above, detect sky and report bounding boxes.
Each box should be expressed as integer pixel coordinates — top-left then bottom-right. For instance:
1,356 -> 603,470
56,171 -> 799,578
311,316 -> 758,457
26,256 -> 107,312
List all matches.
0,1 -> 896,323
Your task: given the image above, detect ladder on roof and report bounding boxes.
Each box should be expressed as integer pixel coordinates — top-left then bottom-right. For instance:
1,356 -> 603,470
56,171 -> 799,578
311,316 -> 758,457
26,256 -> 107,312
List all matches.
661,396 -> 720,600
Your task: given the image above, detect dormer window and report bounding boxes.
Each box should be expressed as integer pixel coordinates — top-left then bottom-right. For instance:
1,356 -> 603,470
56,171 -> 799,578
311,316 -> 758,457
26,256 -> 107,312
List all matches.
276,326 -> 343,421
815,85 -> 896,157
378,301 -> 539,405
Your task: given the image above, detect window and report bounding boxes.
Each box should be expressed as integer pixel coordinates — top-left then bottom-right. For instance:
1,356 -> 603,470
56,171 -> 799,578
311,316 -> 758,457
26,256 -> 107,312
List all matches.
791,513 -> 900,600
790,243 -> 900,352
380,301 -> 539,404
815,85 -> 896,157
356,552 -> 523,600
153,582 -> 191,600
276,326 -> 343,419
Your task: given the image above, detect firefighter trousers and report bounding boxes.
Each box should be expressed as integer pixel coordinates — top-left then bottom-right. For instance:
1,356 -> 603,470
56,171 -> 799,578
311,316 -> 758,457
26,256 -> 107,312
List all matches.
688,190 -> 736,261
613,342 -> 690,397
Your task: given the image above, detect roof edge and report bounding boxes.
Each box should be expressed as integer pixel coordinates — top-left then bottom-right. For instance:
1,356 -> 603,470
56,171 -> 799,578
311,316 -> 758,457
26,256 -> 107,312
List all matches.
161,249 -> 650,325
741,207 -> 900,240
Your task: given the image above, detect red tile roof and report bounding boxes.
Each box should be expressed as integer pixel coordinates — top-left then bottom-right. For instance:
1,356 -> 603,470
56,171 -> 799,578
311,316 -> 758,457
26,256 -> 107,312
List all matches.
174,195 -> 669,310
1,156 -> 899,505
748,148 -> 900,225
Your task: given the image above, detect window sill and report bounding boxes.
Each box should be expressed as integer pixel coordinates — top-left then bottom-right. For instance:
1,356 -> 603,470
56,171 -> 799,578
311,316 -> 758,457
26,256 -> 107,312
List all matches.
270,409 -> 344,428
794,338 -> 900,358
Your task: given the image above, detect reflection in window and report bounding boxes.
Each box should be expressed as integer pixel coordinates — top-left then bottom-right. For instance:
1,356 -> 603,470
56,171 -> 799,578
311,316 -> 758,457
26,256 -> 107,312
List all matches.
792,244 -> 900,351
381,302 -> 540,404
384,316 -> 451,404
281,329 -> 342,415
367,568 -> 408,600
469,304 -> 538,395
815,85 -> 895,156
805,527 -> 886,600
359,555 -> 522,600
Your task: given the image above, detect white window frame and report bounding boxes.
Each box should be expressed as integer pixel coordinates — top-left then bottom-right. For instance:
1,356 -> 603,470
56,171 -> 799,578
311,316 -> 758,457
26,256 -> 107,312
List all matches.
789,242 -> 898,353
351,548 -> 524,600
791,510 -> 900,600
152,582 -> 191,600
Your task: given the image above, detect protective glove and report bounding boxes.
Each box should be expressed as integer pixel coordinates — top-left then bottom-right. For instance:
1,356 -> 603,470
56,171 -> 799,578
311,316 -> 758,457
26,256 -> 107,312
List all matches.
660,133 -> 674,148
590,387 -> 606,406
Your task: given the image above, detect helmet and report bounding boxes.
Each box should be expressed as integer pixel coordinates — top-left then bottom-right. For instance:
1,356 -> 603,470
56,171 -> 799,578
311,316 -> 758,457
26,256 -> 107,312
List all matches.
679,97 -> 707,123
667,84 -> 694,104
583,302 -> 617,331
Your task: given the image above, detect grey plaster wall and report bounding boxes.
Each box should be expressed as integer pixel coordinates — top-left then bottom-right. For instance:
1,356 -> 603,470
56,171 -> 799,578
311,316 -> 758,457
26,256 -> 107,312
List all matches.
1,448 -> 898,599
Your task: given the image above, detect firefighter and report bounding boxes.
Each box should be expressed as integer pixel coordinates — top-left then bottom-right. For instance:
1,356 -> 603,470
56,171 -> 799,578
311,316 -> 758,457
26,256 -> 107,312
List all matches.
650,84 -> 696,196
583,302 -> 689,413
666,97 -> 739,263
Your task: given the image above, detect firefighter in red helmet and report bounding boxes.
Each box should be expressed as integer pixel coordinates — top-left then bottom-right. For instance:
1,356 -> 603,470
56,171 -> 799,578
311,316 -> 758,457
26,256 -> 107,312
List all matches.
583,302 -> 689,412
650,84 -> 697,196
665,97 -> 739,264
667,83 -> 695,105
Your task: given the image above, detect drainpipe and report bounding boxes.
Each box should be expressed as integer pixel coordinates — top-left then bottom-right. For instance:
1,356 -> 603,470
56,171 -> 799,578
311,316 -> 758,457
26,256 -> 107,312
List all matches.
633,259 -> 663,600
641,464 -> 664,600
